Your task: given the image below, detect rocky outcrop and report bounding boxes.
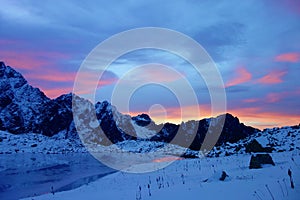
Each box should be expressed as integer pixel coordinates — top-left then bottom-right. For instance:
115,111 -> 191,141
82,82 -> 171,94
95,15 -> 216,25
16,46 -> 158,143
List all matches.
132,114 -> 152,126
249,154 -> 275,169
245,139 -> 274,153
150,114 -> 259,150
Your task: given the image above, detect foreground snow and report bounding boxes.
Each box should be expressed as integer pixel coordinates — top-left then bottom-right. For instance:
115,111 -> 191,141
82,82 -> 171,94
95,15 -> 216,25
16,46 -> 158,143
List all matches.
21,150 -> 300,200
1,125 -> 299,200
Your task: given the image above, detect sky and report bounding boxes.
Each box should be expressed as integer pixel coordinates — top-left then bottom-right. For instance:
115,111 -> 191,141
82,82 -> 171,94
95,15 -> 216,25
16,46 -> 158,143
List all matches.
0,0 -> 299,129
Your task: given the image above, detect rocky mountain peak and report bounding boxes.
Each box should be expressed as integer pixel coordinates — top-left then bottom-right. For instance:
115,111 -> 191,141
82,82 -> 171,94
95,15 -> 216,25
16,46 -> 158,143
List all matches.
0,62 -> 260,151
132,113 -> 152,126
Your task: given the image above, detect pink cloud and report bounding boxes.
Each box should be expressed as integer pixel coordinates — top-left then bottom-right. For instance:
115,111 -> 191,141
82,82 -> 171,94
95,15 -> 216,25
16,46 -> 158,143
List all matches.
0,39 -> 22,45
25,71 -> 76,82
243,98 -> 259,103
0,50 -> 70,70
282,0 -> 300,14
1,51 -> 52,70
26,69 -> 118,98
264,90 -> 300,103
266,93 -> 282,103
225,67 -> 252,87
42,87 -> 74,99
275,52 -> 300,63
257,70 -> 287,84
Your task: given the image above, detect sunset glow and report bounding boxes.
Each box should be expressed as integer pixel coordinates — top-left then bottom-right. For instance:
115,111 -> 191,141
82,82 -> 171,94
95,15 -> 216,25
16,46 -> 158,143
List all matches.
0,0 -> 299,129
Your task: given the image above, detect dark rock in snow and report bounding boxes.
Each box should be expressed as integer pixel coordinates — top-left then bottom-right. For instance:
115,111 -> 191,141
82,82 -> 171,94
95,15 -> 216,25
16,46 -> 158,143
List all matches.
249,154 -> 275,169
31,144 -> 38,147
219,171 -> 229,181
132,114 -> 151,126
245,139 -> 273,153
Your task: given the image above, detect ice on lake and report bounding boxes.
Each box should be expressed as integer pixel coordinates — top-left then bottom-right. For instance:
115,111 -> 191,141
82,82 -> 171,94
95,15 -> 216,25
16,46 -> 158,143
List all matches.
0,153 -> 115,200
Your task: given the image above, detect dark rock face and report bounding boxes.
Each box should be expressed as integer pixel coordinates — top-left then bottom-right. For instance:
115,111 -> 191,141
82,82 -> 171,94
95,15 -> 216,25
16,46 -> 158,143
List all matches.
0,62 -> 48,134
39,94 -> 73,136
0,62 -> 73,136
216,114 -> 259,145
151,122 -> 179,143
249,154 -> 275,169
245,139 -> 274,153
132,114 -> 151,126
150,114 -> 259,151
95,101 -> 136,143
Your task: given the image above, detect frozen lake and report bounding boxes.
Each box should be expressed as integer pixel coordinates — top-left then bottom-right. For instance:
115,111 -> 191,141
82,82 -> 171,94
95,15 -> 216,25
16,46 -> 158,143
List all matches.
0,153 -> 115,200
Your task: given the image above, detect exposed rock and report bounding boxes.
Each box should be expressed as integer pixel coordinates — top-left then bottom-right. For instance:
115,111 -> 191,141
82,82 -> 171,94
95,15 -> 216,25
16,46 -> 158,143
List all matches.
249,153 -> 275,169
245,139 -> 273,153
132,114 -> 151,126
31,144 -> 37,147
219,171 -> 229,181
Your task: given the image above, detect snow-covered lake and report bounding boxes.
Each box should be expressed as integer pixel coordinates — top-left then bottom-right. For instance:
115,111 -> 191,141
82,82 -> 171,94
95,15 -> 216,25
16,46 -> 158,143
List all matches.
18,151 -> 300,200
0,153 -> 115,200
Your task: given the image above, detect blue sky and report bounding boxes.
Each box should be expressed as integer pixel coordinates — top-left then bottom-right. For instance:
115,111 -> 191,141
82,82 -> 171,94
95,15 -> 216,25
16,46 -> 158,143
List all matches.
0,0 -> 299,128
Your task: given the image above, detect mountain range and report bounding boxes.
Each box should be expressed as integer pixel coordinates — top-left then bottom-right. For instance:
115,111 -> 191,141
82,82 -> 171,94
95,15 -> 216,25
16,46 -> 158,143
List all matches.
0,61 -> 259,151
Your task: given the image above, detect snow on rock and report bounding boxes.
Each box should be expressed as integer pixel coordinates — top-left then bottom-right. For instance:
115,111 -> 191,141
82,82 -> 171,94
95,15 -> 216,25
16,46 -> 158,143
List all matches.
0,131 -> 86,154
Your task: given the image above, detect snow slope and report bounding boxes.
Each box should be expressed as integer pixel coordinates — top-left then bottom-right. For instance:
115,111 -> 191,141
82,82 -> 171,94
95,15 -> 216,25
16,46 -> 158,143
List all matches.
0,131 -> 86,154
22,151 -> 300,200
1,125 -> 299,200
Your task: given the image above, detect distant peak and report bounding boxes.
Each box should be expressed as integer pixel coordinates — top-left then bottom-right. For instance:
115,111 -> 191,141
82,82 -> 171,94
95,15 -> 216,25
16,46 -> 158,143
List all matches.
132,113 -> 152,126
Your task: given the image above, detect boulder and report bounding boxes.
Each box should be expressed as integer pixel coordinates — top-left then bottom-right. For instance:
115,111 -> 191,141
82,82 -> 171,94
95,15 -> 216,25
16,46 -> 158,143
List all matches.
245,139 -> 273,153
249,153 -> 275,169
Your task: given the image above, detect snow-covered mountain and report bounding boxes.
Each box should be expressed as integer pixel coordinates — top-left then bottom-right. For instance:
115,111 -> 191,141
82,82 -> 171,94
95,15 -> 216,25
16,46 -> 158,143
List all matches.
1,124 -> 299,156
1,62 -> 299,200
0,61 -> 73,136
0,61 -> 266,152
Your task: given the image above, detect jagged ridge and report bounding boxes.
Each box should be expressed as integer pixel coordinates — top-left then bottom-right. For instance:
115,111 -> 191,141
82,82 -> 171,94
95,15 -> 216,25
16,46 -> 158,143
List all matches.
0,62 -> 259,150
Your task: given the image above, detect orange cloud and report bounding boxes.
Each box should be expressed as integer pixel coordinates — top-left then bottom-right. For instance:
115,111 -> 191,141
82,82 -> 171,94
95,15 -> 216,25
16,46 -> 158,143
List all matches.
128,102 -> 299,130
257,70 -> 287,84
225,67 -> 252,87
128,104 -> 214,125
275,52 -> 300,63
229,107 -> 300,129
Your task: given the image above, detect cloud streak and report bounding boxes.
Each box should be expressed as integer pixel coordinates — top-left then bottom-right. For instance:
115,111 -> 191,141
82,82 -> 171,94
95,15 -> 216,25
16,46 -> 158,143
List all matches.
225,67 -> 252,88
257,70 -> 287,84
275,52 -> 300,63
0,1 -> 299,128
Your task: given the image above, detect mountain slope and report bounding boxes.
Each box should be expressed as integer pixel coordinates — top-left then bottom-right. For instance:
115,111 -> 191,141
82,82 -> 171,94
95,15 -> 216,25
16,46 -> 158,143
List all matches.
0,62 -> 259,150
